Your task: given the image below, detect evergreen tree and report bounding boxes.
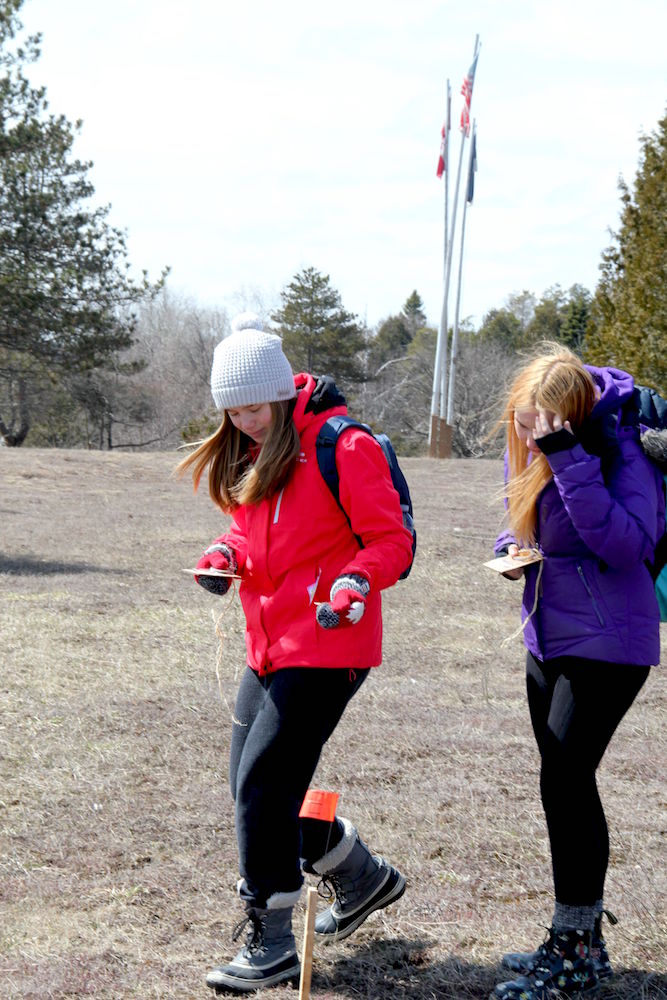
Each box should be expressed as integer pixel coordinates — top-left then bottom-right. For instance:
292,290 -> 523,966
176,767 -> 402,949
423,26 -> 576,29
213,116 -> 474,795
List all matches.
526,286 -> 565,344
401,290 -> 427,336
560,284 -> 592,353
585,112 -> 667,392
271,267 -> 365,385
477,306 -> 523,350
0,1 -> 165,445
367,315 -> 410,374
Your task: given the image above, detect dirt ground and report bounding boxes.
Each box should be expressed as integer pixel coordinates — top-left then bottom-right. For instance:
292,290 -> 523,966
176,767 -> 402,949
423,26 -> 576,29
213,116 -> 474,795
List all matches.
1,448 -> 665,1000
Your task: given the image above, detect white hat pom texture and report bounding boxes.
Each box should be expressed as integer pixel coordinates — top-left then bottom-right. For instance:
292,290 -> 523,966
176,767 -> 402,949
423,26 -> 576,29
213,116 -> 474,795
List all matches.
231,312 -> 264,334
210,312 -> 296,411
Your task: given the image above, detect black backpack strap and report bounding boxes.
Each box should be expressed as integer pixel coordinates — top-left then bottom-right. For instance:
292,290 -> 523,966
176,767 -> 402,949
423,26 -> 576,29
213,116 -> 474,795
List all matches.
634,384 -> 667,428
315,415 -> 371,515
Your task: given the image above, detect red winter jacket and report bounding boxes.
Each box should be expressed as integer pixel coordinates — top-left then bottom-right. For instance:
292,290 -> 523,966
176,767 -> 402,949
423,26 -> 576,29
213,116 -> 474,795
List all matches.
207,373 -> 414,675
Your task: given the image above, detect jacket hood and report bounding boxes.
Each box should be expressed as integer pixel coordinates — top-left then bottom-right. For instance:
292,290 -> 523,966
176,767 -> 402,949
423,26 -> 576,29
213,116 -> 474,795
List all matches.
291,372 -> 348,433
586,365 -> 634,418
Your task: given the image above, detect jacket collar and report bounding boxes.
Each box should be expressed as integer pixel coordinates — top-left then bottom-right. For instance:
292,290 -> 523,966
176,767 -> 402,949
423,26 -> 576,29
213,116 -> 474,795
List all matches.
291,373 -> 348,434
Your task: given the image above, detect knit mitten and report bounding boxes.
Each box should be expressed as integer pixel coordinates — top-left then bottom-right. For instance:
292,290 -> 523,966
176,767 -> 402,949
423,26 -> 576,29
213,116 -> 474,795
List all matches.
195,543 -> 237,595
316,574 -> 370,629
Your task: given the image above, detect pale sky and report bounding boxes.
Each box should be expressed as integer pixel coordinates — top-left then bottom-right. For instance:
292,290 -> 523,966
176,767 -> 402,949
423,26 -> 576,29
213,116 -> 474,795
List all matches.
19,0 -> 667,330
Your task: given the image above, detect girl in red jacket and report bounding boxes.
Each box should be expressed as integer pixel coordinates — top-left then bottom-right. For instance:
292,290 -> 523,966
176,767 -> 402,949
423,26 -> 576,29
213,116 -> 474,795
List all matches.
179,313 -> 413,994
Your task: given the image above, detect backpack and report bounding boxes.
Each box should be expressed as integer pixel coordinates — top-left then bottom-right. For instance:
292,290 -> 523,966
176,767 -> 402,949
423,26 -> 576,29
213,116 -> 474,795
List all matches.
315,414 -> 416,580
622,385 -> 667,618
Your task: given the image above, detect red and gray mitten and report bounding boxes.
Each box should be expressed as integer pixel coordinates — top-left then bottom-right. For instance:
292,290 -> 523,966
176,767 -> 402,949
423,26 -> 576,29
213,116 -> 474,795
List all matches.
194,543 -> 237,595
316,574 -> 370,629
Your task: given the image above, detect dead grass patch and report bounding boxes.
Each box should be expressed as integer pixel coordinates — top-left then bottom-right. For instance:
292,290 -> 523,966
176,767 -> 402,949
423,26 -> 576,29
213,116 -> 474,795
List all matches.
1,449 -> 665,999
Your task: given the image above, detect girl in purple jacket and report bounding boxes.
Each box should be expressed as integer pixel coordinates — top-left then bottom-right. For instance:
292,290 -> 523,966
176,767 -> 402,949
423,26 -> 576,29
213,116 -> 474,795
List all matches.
491,345 -> 663,1000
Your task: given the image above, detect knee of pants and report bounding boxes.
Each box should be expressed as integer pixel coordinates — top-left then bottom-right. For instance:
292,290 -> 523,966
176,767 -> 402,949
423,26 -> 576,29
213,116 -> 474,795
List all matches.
540,758 -> 597,804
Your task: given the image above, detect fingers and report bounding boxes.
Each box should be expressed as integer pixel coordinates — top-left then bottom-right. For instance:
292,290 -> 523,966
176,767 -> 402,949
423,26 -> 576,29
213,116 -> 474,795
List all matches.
207,551 -> 230,572
330,588 -> 366,617
196,546 -> 233,574
503,543 -> 525,579
316,593 -> 366,629
532,410 -> 553,439
503,566 -> 525,580
533,410 -> 574,439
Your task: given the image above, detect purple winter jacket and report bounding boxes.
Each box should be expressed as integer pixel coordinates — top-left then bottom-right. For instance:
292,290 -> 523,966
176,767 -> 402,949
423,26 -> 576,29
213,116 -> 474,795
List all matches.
495,365 -> 663,666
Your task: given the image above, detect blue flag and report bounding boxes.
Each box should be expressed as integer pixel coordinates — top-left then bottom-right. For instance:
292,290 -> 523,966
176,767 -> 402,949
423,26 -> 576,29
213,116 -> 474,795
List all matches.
466,130 -> 477,203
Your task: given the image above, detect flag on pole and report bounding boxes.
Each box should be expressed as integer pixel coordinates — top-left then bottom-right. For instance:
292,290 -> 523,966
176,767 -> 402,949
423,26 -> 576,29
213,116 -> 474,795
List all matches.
436,123 -> 447,178
460,50 -> 479,135
466,129 -> 477,203
436,81 -> 451,178
299,788 -> 339,823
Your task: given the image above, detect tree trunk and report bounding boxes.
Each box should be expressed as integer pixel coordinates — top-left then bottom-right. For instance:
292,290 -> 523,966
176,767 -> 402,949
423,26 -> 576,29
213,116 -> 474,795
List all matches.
0,378 -> 30,446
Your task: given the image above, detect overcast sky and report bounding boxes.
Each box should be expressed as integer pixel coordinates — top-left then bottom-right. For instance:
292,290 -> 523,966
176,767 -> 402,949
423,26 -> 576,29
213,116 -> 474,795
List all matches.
19,0 -> 667,330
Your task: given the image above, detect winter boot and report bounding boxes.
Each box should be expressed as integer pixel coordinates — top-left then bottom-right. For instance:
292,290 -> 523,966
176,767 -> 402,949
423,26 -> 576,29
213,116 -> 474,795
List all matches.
589,909 -> 616,980
501,910 -> 616,981
491,927 -> 599,999
312,817 -> 405,941
205,887 -> 301,994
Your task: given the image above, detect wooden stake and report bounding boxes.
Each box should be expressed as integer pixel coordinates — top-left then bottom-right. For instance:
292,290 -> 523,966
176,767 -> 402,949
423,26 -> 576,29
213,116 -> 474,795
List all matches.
298,886 -> 318,1000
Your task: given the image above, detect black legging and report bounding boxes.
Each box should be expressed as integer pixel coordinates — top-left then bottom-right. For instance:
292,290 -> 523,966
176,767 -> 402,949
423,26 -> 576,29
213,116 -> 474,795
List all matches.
229,665 -> 369,907
526,652 -> 650,905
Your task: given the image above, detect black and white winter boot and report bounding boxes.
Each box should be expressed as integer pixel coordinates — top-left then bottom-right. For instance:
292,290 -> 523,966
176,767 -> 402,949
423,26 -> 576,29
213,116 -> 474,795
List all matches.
312,817 -> 405,941
205,888 -> 301,994
501,909 -> 616,981
492,927 -> 599,999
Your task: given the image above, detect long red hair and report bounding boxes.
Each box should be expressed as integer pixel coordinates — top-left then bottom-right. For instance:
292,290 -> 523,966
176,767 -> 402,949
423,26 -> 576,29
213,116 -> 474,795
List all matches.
501,345 -> 596,544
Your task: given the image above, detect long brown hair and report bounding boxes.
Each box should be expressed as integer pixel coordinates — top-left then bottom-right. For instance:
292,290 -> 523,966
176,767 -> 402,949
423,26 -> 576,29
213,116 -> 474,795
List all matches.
501,344 -> 597,544
176,400 -> 300,513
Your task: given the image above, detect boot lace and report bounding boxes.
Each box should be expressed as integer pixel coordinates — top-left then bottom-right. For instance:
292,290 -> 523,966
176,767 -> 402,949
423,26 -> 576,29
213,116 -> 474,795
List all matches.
231,911 -> 264,955
533,925 -> 557,963
317,874 -> 348,906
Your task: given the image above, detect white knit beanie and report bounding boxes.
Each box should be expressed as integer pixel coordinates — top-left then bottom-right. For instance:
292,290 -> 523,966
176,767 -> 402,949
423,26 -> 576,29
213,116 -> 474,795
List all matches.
210,313 -> 296,410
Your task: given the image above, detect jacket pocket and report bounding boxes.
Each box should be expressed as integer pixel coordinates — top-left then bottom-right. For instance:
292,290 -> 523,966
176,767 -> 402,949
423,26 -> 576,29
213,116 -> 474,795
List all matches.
576,564 -> 605,626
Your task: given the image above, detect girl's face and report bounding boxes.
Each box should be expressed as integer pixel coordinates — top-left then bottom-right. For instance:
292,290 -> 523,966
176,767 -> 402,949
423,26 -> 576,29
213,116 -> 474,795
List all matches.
513,407 -> 554,453
227,403 -> 274,443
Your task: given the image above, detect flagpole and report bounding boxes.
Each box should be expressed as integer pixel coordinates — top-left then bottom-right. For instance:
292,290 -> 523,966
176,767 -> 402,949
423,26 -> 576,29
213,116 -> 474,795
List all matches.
429,79 -> 451,451
429,35 -> 479,456
447,119 -> 476,423
442,36 -> 478,381
438,79 -> 452,420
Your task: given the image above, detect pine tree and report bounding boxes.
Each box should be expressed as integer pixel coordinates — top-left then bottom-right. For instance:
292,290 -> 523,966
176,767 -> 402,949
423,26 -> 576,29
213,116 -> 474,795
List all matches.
585,113 -> 667,392
272,267 -> 365,385
0,1 -> 165,444
401,290 -> 426,336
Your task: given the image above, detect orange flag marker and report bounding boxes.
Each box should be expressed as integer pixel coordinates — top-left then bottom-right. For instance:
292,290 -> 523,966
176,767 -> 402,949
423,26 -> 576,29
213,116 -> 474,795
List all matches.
299,789 -> 339,823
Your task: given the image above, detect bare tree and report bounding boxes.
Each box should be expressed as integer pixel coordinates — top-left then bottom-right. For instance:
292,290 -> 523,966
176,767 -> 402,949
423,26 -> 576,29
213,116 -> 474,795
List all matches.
449,337 -> 516,457
123,291 -> 230,447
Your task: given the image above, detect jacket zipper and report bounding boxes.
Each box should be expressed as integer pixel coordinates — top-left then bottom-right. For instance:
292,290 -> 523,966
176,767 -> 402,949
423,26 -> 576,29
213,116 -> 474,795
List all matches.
273,488 -> 284,524
258,492 -> 283,675
576,564 -> 605,626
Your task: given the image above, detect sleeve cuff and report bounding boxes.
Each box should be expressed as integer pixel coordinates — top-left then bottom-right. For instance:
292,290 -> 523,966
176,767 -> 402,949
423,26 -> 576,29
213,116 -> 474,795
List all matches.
536,428 -> 577,455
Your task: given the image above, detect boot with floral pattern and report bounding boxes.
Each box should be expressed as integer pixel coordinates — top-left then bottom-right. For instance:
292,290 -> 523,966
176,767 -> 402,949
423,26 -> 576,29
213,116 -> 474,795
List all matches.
491,927 -> 598,999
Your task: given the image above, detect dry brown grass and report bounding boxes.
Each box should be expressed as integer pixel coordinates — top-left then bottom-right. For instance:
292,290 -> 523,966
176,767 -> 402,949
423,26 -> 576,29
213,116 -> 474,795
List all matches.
1,448 -> 665,1000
